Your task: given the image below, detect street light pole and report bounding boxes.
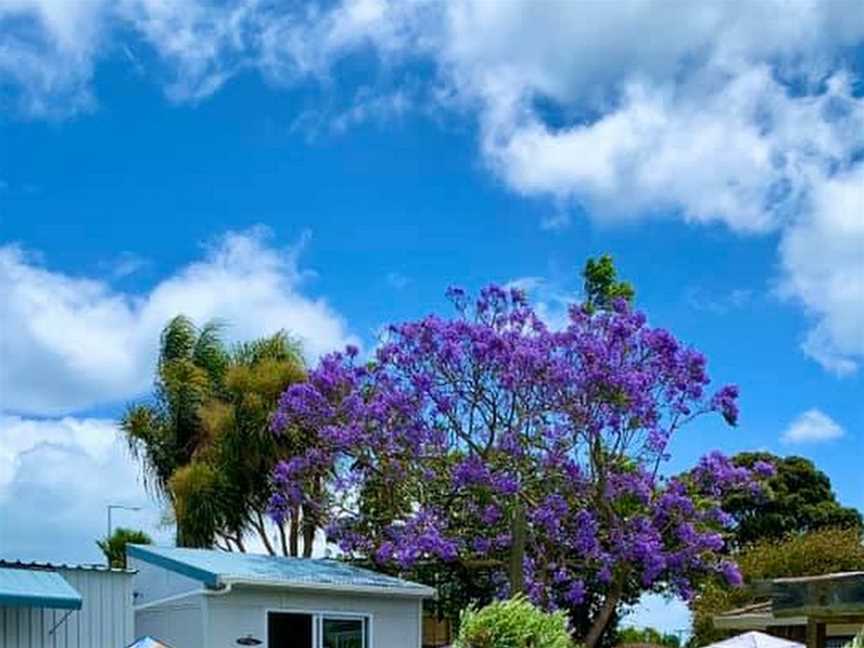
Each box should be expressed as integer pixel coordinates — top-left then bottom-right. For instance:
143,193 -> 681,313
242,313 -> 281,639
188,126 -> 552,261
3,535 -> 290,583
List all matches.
106,504 -> 142,540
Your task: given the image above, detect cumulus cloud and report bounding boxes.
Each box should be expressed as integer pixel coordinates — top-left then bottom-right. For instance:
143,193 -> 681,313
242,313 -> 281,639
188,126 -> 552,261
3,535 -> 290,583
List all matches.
778,166 -> 864,375
2,0 -> 863,373
0,414 -> 169,563
0,228 -> 356,415
504,276 -> 578,331
0,412 -> 330,561
781,408 -> 845,445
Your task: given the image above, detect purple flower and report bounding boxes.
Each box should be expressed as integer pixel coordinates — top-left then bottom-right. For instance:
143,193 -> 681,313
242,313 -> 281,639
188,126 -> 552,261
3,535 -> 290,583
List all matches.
753,460 -> 776,478
711,385 -> 740,426
720,561 -> 743,587
564,579 -> 586,605
267,284 -> 753,614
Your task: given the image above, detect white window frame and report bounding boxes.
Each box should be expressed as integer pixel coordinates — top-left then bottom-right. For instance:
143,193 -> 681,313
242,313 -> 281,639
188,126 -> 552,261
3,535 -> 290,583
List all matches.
265,608 -> 373,648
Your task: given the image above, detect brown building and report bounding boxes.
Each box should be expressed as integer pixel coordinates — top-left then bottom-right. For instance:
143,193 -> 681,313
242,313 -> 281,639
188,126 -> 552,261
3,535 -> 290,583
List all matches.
714,572 -> 864,648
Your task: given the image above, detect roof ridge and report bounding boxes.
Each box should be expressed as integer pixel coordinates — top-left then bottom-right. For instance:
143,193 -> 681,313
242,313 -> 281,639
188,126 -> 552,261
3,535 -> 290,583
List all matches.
0,558 -> 135,574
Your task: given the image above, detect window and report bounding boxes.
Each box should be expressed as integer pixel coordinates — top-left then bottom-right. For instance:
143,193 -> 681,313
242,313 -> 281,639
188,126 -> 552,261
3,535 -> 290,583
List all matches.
322,618 -> 366,648
267,612 -> 369,648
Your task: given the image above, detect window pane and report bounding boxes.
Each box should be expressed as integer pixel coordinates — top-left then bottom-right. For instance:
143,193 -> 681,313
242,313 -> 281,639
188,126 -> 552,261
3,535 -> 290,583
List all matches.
322,618 -> 365,648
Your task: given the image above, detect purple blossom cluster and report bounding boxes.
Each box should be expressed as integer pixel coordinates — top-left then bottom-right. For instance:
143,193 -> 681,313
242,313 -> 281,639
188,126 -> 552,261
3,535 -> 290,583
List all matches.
268,285 -> 765,612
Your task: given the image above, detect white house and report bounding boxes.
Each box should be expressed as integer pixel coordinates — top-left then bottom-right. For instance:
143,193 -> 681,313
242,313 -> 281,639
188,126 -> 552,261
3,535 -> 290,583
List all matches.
128,544 -> 436,648
0,559 -> 135,647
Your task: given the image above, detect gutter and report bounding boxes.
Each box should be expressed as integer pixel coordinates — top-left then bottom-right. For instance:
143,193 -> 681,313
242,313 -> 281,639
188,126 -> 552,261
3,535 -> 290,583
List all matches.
217,577 -> 435,599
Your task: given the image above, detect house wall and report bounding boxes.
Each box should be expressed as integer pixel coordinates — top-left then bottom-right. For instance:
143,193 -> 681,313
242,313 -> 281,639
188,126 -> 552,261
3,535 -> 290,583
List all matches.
0,568 -> 134,648
205,586 -> 422,648
129,555 -> 202,605
136,595 -> 205,647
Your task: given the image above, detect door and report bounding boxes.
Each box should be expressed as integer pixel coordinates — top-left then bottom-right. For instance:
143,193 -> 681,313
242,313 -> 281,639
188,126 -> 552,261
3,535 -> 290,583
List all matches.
268,612 -> 313,648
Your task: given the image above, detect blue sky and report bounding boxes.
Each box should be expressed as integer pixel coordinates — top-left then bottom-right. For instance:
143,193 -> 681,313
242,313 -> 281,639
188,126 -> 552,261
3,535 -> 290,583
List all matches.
1,0 -> 862,634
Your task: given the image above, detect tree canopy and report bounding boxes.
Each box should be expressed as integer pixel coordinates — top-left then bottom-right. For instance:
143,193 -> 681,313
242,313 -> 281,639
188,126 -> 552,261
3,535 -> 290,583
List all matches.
616,626 -> 682,648
269,283 -> 765,647
690,527 -> 864,646
722,452 -> 861,547
121,316 -> 309,553
97,527 -> 152,569
582,254 -> 635,313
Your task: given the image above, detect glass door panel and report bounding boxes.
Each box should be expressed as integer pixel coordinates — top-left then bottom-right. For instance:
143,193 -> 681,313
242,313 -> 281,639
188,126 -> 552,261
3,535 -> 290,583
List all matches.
321,618 -> 365,648
268,612 -> 314,648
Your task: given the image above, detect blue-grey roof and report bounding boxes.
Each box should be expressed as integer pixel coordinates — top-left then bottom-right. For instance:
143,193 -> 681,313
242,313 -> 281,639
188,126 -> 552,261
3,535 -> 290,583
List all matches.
0,559 -> 134,574
127,545 -> 434,597
0,566 -> 83,610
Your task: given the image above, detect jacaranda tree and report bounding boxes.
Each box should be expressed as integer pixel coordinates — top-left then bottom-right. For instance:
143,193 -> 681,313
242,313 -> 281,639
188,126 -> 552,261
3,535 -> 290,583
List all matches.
269,286 -> 769,647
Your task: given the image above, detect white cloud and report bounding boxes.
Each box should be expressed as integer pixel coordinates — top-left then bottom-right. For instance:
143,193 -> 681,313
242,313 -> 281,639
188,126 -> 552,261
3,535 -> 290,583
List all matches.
505,276 -> 577,331
0,228 -> 356,415
781,408 -> 845,445
0,0 -> 107,117
623,593 -> 691,639
1,0 -> 863,373
0,413 -> 332,562
0,414 -> 169,563
779,165 -> 864,375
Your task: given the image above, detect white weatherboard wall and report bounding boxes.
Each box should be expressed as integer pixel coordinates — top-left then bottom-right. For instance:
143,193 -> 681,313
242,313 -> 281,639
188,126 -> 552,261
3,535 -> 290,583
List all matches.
207,587 -> 421,648
131,557 -> 423,648
0,567 -> 135,648
137,587 -> 421,648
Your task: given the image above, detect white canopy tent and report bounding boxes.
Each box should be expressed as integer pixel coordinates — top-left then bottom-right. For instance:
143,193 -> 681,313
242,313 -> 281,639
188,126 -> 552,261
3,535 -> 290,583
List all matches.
707,631 -> 805,648
126,638 -> 174,648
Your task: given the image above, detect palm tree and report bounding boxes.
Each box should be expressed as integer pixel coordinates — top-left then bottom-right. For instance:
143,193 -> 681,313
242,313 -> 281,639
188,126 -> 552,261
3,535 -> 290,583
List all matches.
97,528 -> 152,569
121,316 -> 310,553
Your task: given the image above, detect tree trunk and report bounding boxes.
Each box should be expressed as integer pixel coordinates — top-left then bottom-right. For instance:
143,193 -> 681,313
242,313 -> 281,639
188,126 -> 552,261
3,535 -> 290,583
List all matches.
254,512 -> 276,555
278,522 -> 289,557
508,501 -> 527,595
289,507 -> 300,557
302,508 -> 315,558
584,579 -> 624,648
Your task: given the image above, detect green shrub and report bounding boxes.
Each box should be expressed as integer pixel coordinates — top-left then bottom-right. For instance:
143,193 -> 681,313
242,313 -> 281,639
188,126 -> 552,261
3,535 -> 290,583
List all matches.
454,595 -> 574,648
843,628 -> 863,648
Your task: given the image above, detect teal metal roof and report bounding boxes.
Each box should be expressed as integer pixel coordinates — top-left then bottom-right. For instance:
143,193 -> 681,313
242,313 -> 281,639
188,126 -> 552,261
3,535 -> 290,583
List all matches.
127,545 -> 434,597
0,558 -> 134,574
0,567 -> 82,610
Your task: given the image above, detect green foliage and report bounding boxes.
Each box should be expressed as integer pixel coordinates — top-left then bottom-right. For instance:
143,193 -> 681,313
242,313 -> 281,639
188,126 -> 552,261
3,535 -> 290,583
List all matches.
455,595 -> 574,648
724,452 -> 862,548
843,628 -> 864,648
690,528 -> 864,646
120,316 -> 307,551
582,255 -> 635,313
616,626 -> 681,648
97,527 -> 152,569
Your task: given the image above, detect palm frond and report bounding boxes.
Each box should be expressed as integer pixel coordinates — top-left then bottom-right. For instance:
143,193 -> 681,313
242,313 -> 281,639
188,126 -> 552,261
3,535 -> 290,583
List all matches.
193,320 -> 229,388
159,315 -> 198,366
232,330 -> 304,367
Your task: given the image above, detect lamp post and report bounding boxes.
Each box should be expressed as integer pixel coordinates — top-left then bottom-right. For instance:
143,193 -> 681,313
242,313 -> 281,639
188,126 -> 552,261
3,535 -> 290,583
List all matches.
106,504 -> 142,540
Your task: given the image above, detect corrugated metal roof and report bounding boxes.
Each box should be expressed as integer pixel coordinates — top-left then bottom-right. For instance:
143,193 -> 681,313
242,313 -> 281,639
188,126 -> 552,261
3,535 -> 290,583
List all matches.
127,545 -> 435,597
0,566 -> 83,610
0,559 -> 135,574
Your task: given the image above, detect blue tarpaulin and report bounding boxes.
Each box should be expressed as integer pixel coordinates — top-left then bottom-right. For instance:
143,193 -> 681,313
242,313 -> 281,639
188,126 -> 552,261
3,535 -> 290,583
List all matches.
0,567 -> 82,610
